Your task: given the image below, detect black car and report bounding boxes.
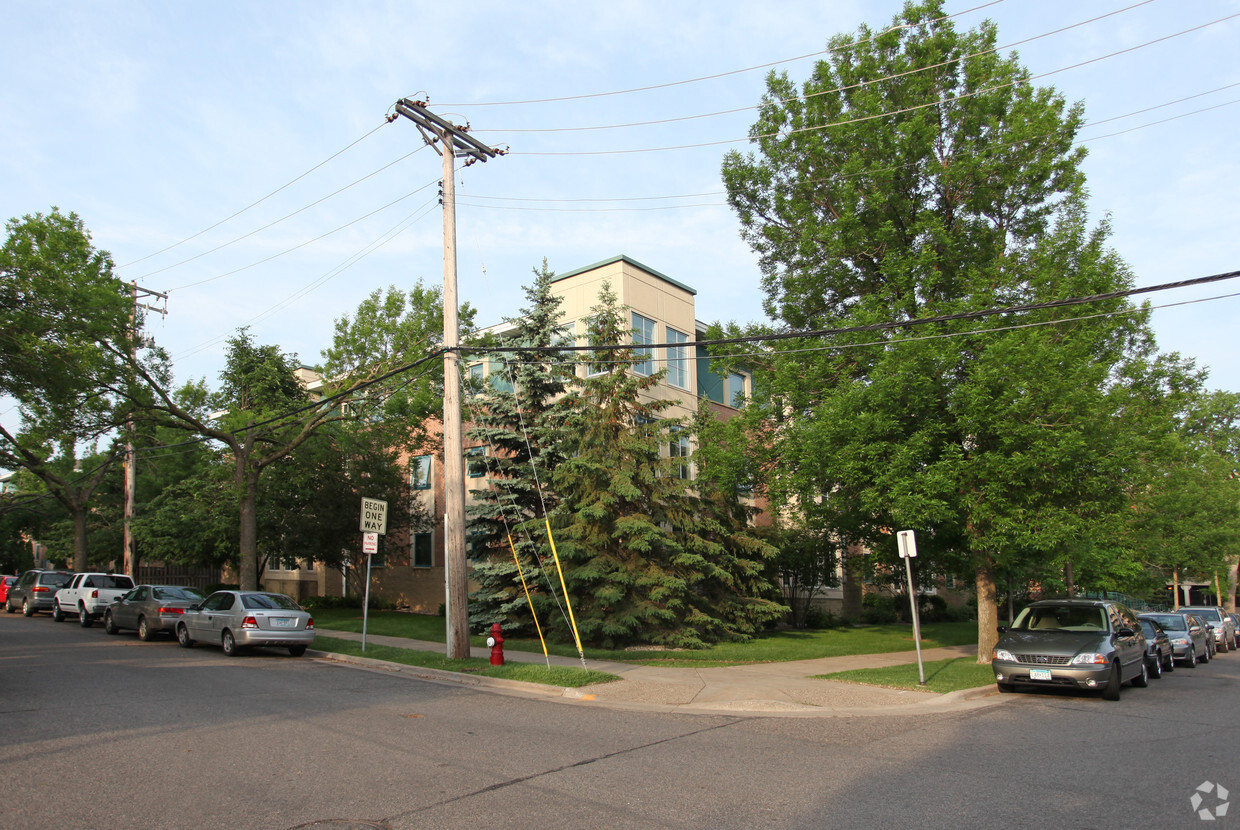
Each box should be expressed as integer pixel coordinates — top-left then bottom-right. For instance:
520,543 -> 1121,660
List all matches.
991,598 -> 1148,700
4,569 -> 74,616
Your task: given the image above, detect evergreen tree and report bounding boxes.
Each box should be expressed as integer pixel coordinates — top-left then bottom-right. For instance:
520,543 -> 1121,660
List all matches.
466,261 -> 578,631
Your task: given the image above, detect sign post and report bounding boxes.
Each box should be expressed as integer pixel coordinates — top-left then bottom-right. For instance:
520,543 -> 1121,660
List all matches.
897,529 -> 926,686
359,499 -> 388,652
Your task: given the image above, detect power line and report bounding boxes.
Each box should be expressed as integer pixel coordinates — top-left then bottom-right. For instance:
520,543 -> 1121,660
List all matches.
118,120 -> 393,270
438,0 -> 1009,108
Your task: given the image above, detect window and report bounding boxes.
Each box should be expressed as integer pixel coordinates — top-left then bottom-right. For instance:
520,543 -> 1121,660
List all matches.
666,328 -> 689,389
412,532 -> 433,568
468,362 -> 485,390
489,355 -> 514,393
584,317 -> 607,377
411,455 -> 432,490
669,430 -> 691,480
270,555 -> 301,572
729,372 -> 747,407
467,446 -> 486,477
632,313 -> 655,376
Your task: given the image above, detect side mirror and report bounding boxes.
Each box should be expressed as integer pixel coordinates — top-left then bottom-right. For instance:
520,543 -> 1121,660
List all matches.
997,625 -> 1008,634
1116,627 -> 1136,637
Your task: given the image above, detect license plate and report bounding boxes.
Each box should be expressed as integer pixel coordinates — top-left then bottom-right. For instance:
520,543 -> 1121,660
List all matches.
1029,668 -> 1052,681
271,617 -> 294,628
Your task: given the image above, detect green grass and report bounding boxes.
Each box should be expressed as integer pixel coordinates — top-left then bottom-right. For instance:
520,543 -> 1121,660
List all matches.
311,636 -> 618,688
815,657 -> 996,694
310,608 -> 977,667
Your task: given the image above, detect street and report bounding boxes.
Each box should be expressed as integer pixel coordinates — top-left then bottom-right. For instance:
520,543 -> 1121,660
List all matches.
1,611 -> 1237,829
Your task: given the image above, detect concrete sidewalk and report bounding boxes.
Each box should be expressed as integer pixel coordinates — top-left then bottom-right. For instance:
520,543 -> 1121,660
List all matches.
312,629 -> 1004,718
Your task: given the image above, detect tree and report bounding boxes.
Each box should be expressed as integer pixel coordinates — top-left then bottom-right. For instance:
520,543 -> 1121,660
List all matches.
0,208 -> 135,569
466,261 -> 578,632
549,283 -> 783,648
721,1 -> 1153,661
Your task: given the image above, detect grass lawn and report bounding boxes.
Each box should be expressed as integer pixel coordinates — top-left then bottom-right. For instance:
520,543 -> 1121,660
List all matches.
311,636 -> 618,688
816,657 -> 996,694
310,608 -> 977,667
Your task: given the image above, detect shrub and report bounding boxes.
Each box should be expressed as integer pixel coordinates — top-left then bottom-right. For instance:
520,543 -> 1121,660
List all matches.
861,593 -> 899,625
300,595 -> 363,610
803,607 -> 842,629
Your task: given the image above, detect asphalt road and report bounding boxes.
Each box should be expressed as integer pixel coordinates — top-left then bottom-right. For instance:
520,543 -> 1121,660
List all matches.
2,610 -> 1237,830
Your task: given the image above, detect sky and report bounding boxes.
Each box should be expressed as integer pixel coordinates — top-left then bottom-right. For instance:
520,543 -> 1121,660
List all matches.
2,0 -> 1238,400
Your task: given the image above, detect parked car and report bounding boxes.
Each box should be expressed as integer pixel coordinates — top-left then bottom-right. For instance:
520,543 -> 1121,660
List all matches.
1138,618 -> 1174,678
1191,613 -> 1218,659
1140,612 -> 1209,667
52,572 -> 135,626
104,584 -> 206,640
991,598 -> 1148,700
0,575 -> 17,605
176,590 -> 314,657
1179,605 -> 1237,652
5,569 -> 74,616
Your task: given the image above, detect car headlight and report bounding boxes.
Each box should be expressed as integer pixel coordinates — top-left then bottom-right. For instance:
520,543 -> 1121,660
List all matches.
1170,637 -> 1189,647
993,648 -> 1016,662
1071,653 -> 1108,665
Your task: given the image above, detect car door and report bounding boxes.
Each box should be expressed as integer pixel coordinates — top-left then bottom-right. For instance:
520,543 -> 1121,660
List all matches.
198,592 -> 237,643
1111,605 -> 1144,680
113,586 -> 147,628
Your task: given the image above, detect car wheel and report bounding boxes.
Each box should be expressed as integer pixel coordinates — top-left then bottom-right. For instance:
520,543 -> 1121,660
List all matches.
1185,647 -> 1198,668
78,606 -> 92,628
1132,659 -> 1149,688
176,624 -> 194,648
1148,655 -> 1162,680
23,599 -> 34,617
1101,663 -> 1122,701
996,682 -> 1014,694
5,599 -> 14,613
288,645 -> 307,657
137,617 -> 154,642
104,612 -> 118,635
221,630 -> 239,657
1202,645 -> 1211,663
1163,650 -> 1175,672
51,603 -> 64,622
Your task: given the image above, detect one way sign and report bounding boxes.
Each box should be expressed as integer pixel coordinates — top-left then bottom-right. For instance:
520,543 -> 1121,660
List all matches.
360,497 -> 388,535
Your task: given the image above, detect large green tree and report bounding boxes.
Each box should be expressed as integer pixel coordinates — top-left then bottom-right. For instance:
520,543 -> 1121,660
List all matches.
721,0 -> 1153,660
0,208 -> 136,569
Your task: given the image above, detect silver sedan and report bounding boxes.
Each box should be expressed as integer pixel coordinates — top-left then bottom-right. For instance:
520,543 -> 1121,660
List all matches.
176,590 -> 315,657
104,584 -> 206,640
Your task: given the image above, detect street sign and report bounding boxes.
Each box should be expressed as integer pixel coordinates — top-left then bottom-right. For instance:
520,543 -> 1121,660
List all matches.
897,529 -> 918,559
360,497 -> 388,534
362,532 -> 379,555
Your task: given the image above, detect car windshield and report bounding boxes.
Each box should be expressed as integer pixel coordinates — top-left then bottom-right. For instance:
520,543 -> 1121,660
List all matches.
1143,614 -> 1186,631
1187,608 -> 1222,622
1013,605 -> 1106,631
153,586 -> 204,601
1139,621 -> 1158,638
241,593 -> 300,611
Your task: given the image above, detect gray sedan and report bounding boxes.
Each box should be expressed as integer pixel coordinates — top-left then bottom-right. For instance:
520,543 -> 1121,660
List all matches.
176,590 -> 314,657
104,584 -> 206,640
1139,612 -> 1209,667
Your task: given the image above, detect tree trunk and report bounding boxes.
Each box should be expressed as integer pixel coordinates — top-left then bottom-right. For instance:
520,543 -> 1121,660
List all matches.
72,507 -> 89,572
1226,557 -> 1238,614
1064,559 -> 1074,598
237,464 -> 261,591
840,545 -> 863,620
1172,566 -> 1180,610
975,551 -> 1000,664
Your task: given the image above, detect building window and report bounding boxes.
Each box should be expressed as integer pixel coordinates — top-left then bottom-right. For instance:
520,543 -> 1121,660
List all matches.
489,355 -> 514,393
467,446 -> 486,477
729,372 -> 747,408
669,430 -> 691,480
411,455 -> 432,490
269,555 -> 302,572
412,532 -> 433,568
583,317 -> 608,377
666,328 -> 689,389
632,312 -> 655,376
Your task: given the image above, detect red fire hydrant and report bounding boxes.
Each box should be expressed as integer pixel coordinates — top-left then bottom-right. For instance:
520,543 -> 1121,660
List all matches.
486,623 -> 505,666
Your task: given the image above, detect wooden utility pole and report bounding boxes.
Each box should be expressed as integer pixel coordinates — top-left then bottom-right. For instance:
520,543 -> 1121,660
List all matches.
393,99 -> 502,660
123,283 -> 167,577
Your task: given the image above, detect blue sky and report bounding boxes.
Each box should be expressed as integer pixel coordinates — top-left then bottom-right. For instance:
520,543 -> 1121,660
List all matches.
2,0 -> 1238,397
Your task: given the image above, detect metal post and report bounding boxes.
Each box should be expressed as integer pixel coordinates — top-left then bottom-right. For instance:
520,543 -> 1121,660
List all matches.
362,551 -> 372,652
904,553 -> 925,686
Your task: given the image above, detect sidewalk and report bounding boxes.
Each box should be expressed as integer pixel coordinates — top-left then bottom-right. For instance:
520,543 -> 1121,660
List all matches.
312,629 -> 1004,718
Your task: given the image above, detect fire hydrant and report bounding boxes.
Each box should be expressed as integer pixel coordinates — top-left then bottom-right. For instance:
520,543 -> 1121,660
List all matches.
486,623 -> 505,666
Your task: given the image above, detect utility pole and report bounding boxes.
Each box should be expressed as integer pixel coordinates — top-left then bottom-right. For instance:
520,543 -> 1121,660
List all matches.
393,98 -> 503,660
123,283 -> 167,577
